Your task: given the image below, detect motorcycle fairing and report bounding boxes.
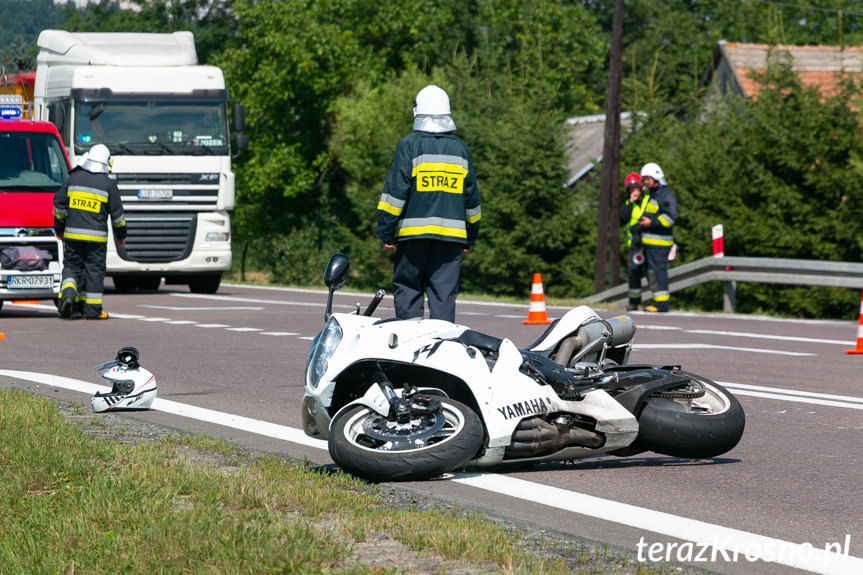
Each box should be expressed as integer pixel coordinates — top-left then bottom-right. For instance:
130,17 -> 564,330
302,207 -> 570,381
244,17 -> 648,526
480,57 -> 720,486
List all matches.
527,306 -> 601,353
482,338 -> 638,455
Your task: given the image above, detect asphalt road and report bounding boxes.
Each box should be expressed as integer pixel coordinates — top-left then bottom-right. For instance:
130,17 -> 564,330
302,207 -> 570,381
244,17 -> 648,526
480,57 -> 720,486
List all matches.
1,281 -> 861,575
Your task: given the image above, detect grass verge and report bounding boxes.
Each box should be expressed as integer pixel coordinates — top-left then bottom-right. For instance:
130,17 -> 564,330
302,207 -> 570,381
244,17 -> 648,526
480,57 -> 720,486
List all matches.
0,389 -> 697,574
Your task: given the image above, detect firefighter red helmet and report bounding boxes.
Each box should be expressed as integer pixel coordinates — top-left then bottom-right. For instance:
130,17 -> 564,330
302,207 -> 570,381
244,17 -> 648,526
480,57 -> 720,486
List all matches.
624,172 -> 642,188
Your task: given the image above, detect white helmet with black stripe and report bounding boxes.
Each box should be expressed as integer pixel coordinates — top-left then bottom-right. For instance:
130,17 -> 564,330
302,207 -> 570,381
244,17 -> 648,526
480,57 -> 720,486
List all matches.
91,347 -> 158,412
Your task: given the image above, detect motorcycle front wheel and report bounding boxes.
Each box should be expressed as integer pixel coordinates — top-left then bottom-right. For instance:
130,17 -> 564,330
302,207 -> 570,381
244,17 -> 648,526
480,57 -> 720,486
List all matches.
329,398 -> 484,482
629,372 -> 745,459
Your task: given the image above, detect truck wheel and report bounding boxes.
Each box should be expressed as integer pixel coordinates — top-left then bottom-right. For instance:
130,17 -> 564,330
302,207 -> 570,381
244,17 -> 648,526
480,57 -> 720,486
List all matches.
188,273 -> 221,294
112,276 -> 137,292
137,276 -> 161,291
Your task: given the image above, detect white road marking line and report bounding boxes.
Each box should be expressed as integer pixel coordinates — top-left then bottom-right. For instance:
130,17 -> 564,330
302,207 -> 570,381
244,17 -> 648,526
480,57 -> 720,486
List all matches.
720,382 -> 863,404
0,370 -> 327,450
686,329 -> 850,346
719,388 -> 863,410
166,320 -> 197,325
141,305 -> 266,311
170,293 -> 338,309
453,474 -> 861,575
633,343 -> 814,357
8,301 -> 850,358
2,369 -> 859,575
219,285 -> 528,309
224,327 -> 262,332
194,323 -> 231,328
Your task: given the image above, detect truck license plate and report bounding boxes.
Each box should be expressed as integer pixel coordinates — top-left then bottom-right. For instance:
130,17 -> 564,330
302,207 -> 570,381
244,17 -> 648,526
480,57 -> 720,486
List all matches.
138,189 -> 173,200
8,275 -> 53,289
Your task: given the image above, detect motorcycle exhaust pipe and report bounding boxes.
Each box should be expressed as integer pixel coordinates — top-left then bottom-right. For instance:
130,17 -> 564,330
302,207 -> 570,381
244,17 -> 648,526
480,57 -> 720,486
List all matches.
505,417 -> 604,458
554,316 -> 636,366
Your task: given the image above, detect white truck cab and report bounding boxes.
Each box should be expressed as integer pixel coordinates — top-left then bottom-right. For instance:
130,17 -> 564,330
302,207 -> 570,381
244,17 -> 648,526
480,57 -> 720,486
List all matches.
34,30 -> 247,293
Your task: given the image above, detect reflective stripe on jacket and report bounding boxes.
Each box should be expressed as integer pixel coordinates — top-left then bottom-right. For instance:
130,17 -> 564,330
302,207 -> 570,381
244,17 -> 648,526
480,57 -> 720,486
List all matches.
54,168 -> 126,244
620,194 -> 650,247
640,184 -> 677,247
377,131 -> 481,245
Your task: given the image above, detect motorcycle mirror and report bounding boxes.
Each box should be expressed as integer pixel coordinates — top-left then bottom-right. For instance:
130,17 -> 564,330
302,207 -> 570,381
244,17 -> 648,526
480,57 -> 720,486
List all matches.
323,253 -> 350,321
324,253 -> 350,290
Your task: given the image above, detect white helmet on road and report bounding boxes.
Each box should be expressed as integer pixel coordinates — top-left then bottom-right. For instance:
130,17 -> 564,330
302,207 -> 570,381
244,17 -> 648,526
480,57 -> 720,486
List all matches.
640,162 -> 665,185
80,144 -> 112,174
91,347 -> 158,412
413,85 -> 456,133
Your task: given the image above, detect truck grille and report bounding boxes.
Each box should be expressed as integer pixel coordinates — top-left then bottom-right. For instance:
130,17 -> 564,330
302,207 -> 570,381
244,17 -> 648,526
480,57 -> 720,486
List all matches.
119,212 -> 196,263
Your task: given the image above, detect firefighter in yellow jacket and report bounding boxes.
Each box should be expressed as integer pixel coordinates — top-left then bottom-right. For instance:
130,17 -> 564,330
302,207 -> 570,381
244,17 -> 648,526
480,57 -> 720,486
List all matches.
376,85 -> 481,322
637,162 -> 677,312
53,144 -> 126,320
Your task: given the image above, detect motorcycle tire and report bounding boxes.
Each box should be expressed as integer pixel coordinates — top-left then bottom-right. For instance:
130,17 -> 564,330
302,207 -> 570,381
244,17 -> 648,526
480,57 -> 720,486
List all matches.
629,372 -> 745,459
329,398 -> 484,482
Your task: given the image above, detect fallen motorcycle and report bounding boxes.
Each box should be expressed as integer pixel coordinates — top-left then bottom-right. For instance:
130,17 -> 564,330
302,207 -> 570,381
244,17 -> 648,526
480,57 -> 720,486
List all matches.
302,254 -> 745,482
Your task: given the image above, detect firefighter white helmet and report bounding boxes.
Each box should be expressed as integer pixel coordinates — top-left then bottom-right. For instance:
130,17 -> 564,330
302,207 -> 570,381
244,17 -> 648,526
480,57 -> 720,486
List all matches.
413,85 -> 456,133
640,162 -> 665,184
80,144 -> 112,174
91,347 -> 158,412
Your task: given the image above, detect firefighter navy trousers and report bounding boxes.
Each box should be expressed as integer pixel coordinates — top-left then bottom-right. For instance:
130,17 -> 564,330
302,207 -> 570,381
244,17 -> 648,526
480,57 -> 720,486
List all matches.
60,240 -> 107,318
392,239 -> 463,322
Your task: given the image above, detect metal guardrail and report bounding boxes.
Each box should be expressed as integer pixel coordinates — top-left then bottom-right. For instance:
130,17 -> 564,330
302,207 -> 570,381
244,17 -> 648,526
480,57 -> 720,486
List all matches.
585,256 -> 863,312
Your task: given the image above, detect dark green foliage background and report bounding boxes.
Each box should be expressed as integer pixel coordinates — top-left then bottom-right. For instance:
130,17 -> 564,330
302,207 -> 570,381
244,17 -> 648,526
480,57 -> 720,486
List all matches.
4,0 -> 862,318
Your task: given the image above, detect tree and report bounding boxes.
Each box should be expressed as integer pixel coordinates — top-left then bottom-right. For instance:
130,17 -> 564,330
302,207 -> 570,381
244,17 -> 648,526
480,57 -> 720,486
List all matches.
0,0 -> 64,71
60,0 -> 238,64
218,0 -> 606,291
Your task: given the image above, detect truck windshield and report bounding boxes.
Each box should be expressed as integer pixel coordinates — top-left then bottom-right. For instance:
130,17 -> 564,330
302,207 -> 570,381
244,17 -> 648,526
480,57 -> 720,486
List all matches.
74,101 -> 229,156
0,131 -> 70,192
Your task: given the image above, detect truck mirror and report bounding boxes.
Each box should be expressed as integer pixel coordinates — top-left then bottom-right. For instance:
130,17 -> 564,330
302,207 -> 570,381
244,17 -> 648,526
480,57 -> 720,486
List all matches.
231,102 -> 246,133
49,102 -> 66,134
87,103 -> 105,121
231,133 -> 249,159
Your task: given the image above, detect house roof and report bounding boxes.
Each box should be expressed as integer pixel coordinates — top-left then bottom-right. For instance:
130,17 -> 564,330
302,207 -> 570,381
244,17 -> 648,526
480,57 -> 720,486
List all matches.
563,112 -> 633,188
704,40 -> 863,99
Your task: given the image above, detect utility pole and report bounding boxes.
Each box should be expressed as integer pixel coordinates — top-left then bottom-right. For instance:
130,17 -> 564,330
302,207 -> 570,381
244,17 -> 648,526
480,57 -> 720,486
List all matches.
594,0 -> 624,293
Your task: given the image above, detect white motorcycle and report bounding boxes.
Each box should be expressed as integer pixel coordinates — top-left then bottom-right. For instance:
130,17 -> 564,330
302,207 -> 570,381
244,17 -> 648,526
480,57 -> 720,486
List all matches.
302,254 -> 745,482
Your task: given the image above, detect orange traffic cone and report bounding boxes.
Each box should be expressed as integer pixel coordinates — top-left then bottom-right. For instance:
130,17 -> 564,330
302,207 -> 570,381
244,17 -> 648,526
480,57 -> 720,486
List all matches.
845,290 -> 863,354
523,273 -> 553,325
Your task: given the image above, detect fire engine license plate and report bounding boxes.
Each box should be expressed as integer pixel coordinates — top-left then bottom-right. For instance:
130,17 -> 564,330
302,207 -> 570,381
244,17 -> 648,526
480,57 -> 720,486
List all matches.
8,274 -> 53,289
138,189 -> 173,200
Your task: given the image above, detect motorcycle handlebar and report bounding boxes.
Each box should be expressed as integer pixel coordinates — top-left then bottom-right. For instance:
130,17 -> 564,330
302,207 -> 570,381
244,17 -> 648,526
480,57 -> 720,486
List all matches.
363,289 -> 386,316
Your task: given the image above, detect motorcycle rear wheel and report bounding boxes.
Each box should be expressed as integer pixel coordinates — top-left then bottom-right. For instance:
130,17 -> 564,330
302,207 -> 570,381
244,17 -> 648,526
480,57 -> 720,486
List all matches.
329,398 -> 484,482
629,372 -> 745,459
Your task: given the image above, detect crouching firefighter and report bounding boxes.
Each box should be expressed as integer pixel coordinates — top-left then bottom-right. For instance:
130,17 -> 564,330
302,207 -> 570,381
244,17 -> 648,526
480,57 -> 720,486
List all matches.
53,144 -> 126,320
